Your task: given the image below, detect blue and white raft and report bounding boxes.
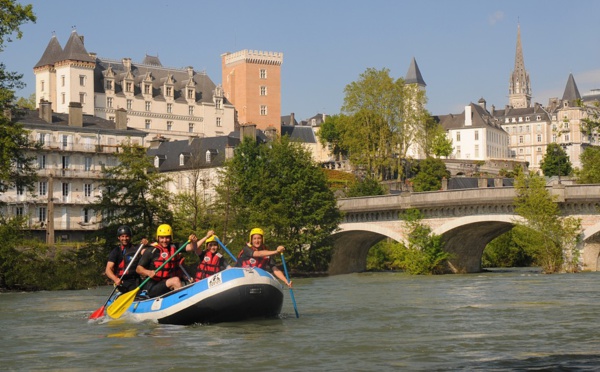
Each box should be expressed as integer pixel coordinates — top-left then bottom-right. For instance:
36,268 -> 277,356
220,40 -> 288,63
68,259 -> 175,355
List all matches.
107,267 -> 284,325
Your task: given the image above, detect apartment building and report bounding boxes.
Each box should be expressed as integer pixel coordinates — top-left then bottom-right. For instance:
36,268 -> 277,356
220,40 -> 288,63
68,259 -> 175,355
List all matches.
0,101 -> 146,243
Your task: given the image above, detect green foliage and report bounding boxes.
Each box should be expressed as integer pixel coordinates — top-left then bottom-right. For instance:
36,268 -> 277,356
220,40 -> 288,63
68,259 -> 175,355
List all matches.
346,176 -> 386,197
513,172 -> 582,273
321,168 -> 356,191
389,210 -> 450,275
429,121 -> 453,158
540,143 -> 572,177
216,137 -> 342,272
576,146 -> 600,184
317,114 -> 346,160
93,143 -> 173,243
411,157 -> 450,192
482,229 -> 534,268
366,240 -> 399,271
15,92 -> 35,109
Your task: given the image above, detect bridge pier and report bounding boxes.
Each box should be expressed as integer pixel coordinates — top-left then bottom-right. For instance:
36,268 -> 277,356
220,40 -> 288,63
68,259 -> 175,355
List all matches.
328,231 -> 386,275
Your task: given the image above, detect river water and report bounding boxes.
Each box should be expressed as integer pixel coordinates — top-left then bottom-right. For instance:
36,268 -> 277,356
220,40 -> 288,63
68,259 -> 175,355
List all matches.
1,268 -> 599,371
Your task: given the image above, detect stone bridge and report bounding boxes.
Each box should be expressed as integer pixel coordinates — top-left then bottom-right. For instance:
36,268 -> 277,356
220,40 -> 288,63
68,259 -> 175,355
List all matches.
329,184 -> 600,275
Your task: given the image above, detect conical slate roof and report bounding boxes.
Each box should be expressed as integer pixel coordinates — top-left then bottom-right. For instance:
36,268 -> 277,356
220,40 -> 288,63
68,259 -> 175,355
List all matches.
34,35 -> 63,68
61,31 -> 95,63
561,73 -> 581,102
405,57 -> 426,87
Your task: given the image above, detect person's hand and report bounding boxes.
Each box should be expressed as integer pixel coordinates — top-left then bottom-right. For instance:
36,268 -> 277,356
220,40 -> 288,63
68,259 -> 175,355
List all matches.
189,234 -> 198,243
276,245 -> 285,254
206,230 -> 214,239
286,280 -> 293,288
141,238 -> 149,246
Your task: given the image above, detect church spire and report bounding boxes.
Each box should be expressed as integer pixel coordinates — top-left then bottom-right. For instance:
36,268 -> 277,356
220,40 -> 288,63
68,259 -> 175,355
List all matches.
508,24 -> 531,108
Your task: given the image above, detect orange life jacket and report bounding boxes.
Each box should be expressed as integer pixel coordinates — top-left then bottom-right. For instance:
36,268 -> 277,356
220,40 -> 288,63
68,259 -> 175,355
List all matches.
195,251 -> 223,281
150,244 -> 181,281
237,244 -> 270,269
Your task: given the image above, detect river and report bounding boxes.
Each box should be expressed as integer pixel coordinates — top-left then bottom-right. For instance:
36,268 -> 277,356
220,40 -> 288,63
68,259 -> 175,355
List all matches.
1,268 -> 599,371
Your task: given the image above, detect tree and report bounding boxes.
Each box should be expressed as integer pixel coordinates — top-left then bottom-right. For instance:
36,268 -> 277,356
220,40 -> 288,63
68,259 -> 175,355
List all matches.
513,172 -> 582,273
411,157 -> 450,192
15,92 -> 35,109
389,209 -> 449,274
93,143 -> 173,242
540,143 -> 572,178
346,176 -> 386,197
576,146 -> 600,184
0,1 -> 37,199
429,122 -> 453,158
482,229 -> 533,268
316,114 -> 346,161
216,136 -> 342,271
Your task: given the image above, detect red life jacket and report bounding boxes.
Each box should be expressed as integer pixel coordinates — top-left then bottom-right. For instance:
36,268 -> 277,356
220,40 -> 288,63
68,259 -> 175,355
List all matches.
150,244 -> 181,282
195,251 -> 223,281
116,245 -> 137,277
237,244 -> 270,269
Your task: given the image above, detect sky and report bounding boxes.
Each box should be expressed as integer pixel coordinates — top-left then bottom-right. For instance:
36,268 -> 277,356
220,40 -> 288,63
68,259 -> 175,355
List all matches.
4,0 -> 600,121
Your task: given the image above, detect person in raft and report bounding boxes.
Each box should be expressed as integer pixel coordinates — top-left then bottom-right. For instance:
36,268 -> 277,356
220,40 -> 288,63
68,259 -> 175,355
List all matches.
105,225 -> 148,293
235,227 -> 292,287
136,224 -> 207,298
194,233 -> 230,281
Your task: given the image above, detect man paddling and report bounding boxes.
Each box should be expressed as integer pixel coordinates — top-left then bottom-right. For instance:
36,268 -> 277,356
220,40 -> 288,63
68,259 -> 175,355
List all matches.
105,225 -> 148,293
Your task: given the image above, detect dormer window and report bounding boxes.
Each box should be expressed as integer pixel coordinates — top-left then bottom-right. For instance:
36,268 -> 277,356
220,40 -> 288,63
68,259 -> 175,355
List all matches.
125,82 -> 133,93
144,84 -> 151,95
179,154 -> 184,166
206,150 -> 211,163
166,86 -> 172,97
154,156 -> 159,168
187,89 -> 194,99
106,80 -> 113,90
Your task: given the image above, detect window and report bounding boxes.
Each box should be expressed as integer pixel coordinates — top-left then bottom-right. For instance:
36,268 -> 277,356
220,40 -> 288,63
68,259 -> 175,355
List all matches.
126,99 -> 132,109
537,115 -> 542,121
537,147 -> 542,153
144,84 -> 151,94
41,80 -> 45,92
206,150 -> 212,163
216,117 -> 221,127
188,123 -> 194,133
62,182 -> 70,197
456,132 -> 461,142
107,97 -> 113,108
108,116 -> 115,122
565,134 -> 570,141
537,124 -> 541,132
15,206 -> 23,217
179,154 -> 185,166
215,99 -> 222,109
79,93 -> 85,104
39,207 -> 47,222
38,155 -> 46,169
61,75 -> 65,87
525,126 -> 530,132
456,146 -> 461,157
145,101 -> 151,111
189,106 -> 194,115
145,119 -> 151,129
83,208 -> 91,223
61,93 -> 65,104
154,156 -> 159,168
62,155 -> 70,169
167,103 -> 172,113
79,75 -> 86,86
17,185 -> 24,196
187,89 -> 194,99
260,105 -> 267,116
167,121 -> 172,131
260,86 -> 267,96
105,80 -> 112,90
526,116 -> 530,122
126,82 -> 132,92
537,134 -> 542,142
62,135 -> 69,148
84,184 -> 92,197
260,69 -> 267,79
39,181 -> 47,196
564,122 -> 569,129
474,131 -> 479,141
519,136 -> 524,144
84,157 -> 92,171
166,87 -> 172,97
474,145 -> 479,158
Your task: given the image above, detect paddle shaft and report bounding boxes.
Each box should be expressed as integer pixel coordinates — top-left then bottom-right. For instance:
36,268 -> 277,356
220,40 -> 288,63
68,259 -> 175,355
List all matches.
214,236 -> 238,262
280,253 -> 299,318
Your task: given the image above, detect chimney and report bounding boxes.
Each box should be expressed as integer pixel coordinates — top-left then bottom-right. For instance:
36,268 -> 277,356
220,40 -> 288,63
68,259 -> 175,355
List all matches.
122,58 -> 132,71
39,100 -> 52,123
115,108 -> 127,130
68,102 -> 83,127
290,112 -> 295,126
225,145 -> 234,159
464,105 -> 472,127
240,124 -> 257,141
491,104 -> 495,116
478,98 -> 486,110
79,35 -> 84,44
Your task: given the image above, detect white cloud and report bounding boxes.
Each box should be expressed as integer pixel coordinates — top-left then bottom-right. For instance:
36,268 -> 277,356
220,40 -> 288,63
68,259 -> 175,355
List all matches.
488,11 -> 504,26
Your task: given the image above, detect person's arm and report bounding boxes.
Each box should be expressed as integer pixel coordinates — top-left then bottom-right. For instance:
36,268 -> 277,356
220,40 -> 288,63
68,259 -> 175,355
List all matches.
251,245 -> 285,258
272,265 -> 292,288
136,249 -> 156,279
105,248 -> 121,285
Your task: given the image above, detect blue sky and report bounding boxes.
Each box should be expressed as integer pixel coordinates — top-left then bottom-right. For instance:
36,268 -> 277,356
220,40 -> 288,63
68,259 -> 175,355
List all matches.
4,0 -> 600,121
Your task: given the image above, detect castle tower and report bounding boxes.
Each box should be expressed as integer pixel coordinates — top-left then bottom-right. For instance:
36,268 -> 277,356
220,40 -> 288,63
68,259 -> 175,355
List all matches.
221,50 -> 283,133
508,24 -> 532,108
53,30 -> 96,115
34,34 -> 63,111
405,57 -> 427,90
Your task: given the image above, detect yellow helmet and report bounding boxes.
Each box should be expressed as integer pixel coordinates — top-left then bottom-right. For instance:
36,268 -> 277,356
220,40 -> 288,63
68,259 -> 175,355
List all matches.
156,224 -> 173,239
206,235 -> 218,245
249,228 -> 264,243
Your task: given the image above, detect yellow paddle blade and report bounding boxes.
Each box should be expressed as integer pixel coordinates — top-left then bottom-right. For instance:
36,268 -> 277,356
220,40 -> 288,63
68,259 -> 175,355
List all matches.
106,288 -> 140,319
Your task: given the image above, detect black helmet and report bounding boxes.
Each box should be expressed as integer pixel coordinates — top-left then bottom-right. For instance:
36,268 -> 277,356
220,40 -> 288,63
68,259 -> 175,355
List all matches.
117,225 -> 132,237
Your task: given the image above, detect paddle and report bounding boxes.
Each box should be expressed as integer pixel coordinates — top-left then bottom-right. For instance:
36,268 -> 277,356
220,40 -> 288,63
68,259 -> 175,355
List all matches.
280,253 -> 299,318
89,242 -> 145,320
214,236 -> 238,262
106,240 -> 190,320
